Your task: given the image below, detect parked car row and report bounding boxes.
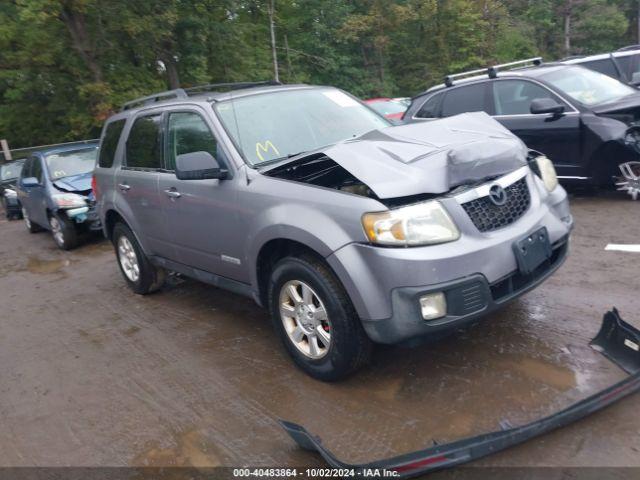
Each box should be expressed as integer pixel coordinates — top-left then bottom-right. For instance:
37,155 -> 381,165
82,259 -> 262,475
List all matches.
6,47 -> 640,378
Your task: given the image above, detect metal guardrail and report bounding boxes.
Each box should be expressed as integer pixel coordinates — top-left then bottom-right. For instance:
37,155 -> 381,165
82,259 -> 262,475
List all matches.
0,139 -> 99,164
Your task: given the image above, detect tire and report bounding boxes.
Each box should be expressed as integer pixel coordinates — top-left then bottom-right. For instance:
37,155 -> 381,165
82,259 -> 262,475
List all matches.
113,222 -> 166,295
22,207 -> 43,233
268,255 -> 372,381
49,213 -> 78,250
1,197 -> 7,220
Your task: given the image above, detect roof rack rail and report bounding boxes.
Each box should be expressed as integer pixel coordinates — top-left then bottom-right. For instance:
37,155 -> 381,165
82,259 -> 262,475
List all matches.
183,80 -> 282,95
617,44 -> 640,52
444,57 -> 543,87
120,81 -> 283,111
121,89 -> 188,111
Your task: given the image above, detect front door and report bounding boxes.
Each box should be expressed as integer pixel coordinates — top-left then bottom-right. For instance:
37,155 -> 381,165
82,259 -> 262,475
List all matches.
159,109 -> 243,281
491,79 -> 583,178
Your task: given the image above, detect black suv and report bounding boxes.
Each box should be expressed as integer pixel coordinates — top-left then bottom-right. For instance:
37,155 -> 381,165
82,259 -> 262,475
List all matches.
403,58 -> 640,193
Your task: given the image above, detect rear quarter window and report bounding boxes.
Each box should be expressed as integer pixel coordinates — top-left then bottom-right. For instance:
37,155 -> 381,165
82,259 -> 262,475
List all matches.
98,119 -> 126,168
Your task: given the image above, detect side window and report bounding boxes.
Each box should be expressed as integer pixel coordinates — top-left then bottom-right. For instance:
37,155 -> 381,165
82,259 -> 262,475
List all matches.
125,114 -> 163,169
166,112 -> 218,171
416,94 -> 443,118
21,158 -> 33,179
31,157 -> 43,183
493,80 -> 565,116
441,83 -> 489,117
99,119 -> 126,168
581,58 -> 618,79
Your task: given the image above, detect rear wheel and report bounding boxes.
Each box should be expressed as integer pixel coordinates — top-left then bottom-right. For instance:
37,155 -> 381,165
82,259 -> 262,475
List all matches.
22,207 -> 43,233
49,213 -> 78,250
2,198 -> 9,220
113,222 -> 166,295
268,255 -> 372,381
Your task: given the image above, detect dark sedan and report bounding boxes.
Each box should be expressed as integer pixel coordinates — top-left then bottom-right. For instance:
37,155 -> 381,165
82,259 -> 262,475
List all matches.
0,159 -> 25,219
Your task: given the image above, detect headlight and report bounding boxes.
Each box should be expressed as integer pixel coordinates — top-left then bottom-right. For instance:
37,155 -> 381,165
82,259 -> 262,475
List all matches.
362,200 -> 460,246
4,188 -> 17,198
52,193 -> 87,208
535,155 -> 558,192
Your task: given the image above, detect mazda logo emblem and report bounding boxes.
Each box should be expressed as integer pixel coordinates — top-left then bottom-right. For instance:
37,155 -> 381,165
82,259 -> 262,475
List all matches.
489,185 -> 508,206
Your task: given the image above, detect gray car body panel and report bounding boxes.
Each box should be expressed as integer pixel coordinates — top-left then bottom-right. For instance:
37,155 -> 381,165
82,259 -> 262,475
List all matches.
95,85 -> 573,344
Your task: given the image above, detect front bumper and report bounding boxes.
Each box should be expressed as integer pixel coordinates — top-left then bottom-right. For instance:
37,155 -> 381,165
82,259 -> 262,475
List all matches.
63,203 -> 102,231
362,236 -> 569,344
327,172 -> 573,343
281,309 -> 640,478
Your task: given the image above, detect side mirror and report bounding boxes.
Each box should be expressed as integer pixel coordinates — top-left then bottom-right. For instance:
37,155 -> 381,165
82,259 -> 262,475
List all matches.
175,151 -> 228,181
530,98 -> 565,116
630,71 -> 640,86
21,177 -> 39,187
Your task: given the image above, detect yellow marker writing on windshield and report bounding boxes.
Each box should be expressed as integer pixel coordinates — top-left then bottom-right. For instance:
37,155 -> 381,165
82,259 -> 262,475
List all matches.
256,141 -> 280,162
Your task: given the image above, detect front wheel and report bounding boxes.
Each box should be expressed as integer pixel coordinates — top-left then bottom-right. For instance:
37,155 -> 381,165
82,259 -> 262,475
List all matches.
268,255 -> 372,381
113,222 -> 166,295
49,213 -> 78,250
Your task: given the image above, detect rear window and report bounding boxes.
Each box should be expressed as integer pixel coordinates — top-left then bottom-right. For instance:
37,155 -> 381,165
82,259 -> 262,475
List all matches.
99,119 -> 126,168
416,93 -> 443,118
126,114 -> 163,169
580,58 -> 618,79
442,83 -> 489,117
0,161 -> 24,181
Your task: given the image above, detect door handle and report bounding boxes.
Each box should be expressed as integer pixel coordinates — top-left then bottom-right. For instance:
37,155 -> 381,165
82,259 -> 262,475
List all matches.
164,189 -> 181,199
118,183 -> 131,191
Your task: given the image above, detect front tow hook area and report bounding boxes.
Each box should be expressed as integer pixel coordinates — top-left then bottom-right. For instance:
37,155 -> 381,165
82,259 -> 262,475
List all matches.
280,309 -> 640,478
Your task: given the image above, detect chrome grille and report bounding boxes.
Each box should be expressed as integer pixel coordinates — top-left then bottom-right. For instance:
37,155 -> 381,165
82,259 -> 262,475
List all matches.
461,177 -> 530,232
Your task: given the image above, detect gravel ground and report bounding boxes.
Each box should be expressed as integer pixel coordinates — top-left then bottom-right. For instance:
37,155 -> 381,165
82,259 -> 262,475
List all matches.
0,192 -> 638,474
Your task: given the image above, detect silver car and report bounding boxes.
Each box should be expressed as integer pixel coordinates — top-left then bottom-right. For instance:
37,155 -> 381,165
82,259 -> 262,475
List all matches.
94,82 -> 573,381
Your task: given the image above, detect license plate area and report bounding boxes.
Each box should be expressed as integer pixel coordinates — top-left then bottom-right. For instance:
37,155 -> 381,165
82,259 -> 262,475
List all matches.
513,227 -> 552,275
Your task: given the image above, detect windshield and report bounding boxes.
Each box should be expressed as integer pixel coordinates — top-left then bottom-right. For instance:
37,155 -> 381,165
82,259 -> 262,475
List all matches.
45,148 -> 97,180
539,66 -> 636,106
214,88 -> 390,165
0,160 -> 24,181
367,100 -> 408,116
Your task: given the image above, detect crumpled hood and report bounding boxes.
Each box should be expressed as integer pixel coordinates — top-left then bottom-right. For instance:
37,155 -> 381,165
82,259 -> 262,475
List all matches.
591,93 -> 640,115
321,112 -> 528,198
52,172 -> 92,193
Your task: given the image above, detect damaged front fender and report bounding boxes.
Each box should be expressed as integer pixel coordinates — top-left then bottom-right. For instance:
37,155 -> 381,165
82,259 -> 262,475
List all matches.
280,309 -> 640,477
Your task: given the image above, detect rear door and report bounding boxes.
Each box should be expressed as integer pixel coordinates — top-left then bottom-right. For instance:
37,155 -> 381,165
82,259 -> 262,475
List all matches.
115,112 -> 175,258
490,79 -> 582,177
158,108 -> 242,280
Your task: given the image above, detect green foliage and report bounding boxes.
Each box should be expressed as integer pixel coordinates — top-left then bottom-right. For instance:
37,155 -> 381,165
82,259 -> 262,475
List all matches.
0,0 -> 636,148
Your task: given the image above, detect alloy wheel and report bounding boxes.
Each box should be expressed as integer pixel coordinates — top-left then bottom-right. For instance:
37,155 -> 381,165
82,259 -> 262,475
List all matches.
279,280 -> 332,359
118,236 -> 140,283
49,216 -> 65,247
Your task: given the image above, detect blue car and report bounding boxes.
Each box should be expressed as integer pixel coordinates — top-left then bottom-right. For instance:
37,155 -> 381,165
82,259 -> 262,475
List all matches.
17,142 -> 100,250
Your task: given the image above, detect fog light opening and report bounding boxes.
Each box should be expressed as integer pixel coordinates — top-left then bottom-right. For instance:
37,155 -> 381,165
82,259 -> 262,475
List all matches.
420,292 -> 447,320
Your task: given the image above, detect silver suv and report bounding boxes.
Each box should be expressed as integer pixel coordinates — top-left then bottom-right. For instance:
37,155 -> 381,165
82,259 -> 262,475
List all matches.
94,82 -> 573,381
